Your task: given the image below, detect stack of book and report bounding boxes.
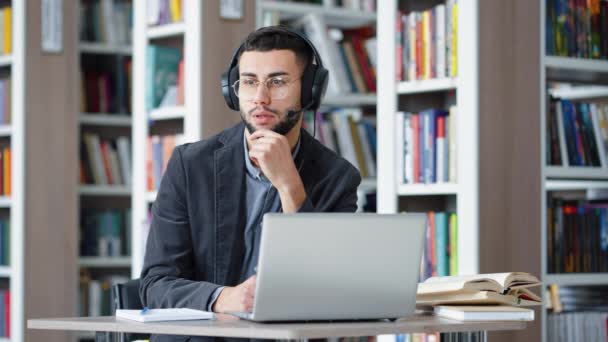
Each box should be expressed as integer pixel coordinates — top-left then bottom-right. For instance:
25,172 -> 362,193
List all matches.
417,272 -> 541,321
146,134 -> 185,192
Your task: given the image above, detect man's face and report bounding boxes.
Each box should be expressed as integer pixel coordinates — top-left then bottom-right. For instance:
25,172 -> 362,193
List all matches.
237,49 -> 303,135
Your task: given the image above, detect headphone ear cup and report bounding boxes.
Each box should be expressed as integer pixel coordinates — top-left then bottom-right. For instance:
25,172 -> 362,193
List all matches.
310,67 -> 328,111
221,71 -> 235,111
300,63 -> 316,109
227,66 -> 240,111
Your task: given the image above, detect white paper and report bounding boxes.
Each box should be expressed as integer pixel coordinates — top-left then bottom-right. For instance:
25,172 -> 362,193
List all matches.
42,0 -> 62,53
220,0 -> 243,20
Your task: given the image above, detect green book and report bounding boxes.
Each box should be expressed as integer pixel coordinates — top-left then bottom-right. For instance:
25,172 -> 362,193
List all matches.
449,213 -> 457,275
146,45 -> 182,110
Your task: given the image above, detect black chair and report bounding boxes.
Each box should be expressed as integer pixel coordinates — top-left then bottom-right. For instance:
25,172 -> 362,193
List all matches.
96,278 -> 150,342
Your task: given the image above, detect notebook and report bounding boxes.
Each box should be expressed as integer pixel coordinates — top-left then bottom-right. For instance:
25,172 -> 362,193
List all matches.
433,305 -> 535,321
116,308 -> 215,323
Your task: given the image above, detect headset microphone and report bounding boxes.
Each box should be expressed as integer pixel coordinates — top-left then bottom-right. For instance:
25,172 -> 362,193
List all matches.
286,100 -> 317,138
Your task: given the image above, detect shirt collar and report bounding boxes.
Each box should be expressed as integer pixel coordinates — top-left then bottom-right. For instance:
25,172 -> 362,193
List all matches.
243,130 -> 301,181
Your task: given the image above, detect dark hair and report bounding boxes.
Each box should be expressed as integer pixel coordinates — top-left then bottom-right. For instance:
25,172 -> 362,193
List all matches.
238,26 -> 313,69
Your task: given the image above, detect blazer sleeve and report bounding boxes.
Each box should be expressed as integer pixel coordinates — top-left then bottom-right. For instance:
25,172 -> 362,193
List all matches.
298,160 -> 361,213
139,146 -> 221,310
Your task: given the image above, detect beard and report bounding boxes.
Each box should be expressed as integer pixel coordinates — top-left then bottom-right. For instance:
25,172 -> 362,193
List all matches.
241,106 -> 302,136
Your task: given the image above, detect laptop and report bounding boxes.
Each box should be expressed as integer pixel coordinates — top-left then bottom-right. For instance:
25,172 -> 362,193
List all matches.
228,213 -> 427,322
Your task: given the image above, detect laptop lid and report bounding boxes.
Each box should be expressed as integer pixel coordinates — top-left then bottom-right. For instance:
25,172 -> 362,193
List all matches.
251,213 -> 427,322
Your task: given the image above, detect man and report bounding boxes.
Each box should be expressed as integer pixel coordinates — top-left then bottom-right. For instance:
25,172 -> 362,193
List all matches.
140,26 -> 361,341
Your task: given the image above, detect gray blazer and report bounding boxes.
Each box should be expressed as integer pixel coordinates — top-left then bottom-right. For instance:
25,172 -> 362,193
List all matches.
140,122 -> 361,342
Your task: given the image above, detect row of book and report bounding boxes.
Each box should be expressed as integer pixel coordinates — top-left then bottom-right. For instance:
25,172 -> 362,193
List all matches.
384,332 -> 484,342
80,134 -> 132,186
146,45 -> 184,111
79,0 -> 132,45
546,0 -> 608,59
547,284 -> 608,313
0,77 -> 10,124
547,196 -> 608,273
547,99 -> 608,167
0,6 -> 10,56
305,109 -> 377,178
147,0 -> 182,26
292,0 -> 376,11
80,58 -> 132,114
80,209 -> 131,258
293,14 -> 377,95
396,107 -> 457,185
147,134 -> 185,192
397,0 -> 458,82
0,290 -> 9,338
0,147 -> 10,196
420,211 -> 458,280
0,219 -> 8,266
547,312 -> 608,342
79,272 -> 129,317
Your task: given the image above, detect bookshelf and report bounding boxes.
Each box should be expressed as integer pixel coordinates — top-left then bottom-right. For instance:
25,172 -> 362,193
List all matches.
256,0 -> 378,208
541,0 -> 608,341
379,1 -> 543,341
377,0 -> 479,276
76,1 -> 135,336
130,0 -> 255,278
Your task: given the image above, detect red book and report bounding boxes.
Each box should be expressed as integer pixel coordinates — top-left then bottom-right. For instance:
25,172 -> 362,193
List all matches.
412,114 -> 420,183
416,16 -> 423,80
100,141 -> 114,185
4,290 -> 9,337
396,11 -> 404,81
176,59 -> 185,105
350,35 -> 376,93
428,212 -> 437,276
146,137 -> 154,191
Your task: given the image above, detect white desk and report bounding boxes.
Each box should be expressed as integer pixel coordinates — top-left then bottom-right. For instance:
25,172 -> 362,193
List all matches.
28,312 -> 527,340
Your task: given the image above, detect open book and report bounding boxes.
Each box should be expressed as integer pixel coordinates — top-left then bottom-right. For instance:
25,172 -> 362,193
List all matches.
417,272 -> 542,306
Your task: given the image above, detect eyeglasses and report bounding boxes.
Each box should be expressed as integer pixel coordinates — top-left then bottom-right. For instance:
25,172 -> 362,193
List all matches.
231,76 -> 300,100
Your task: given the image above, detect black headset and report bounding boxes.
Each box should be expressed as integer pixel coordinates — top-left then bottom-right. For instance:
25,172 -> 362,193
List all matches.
221,26 -> 329,113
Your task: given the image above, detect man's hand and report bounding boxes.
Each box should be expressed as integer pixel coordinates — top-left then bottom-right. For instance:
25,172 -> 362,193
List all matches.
248,130 -> 306,212
212,275 -> 256,313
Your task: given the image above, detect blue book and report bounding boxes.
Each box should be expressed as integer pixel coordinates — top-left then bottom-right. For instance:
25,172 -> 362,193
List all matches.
153,136 -> 163,190
434,212 -> 449,277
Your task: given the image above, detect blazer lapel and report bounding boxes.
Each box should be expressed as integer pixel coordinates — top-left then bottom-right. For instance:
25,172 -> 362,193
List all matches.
214,124 -> 247,286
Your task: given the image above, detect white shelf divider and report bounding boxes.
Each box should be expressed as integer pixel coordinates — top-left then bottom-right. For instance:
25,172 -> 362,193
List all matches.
397,183 -> 459,196
79,42 -> 132,55
0,266 -> 11,278
322,93 -> 377,107
545,179 -> 608,191
258,0 -> 376,28
0,125 -> 11,137
544,55 -> 608,73
147,22 -> 186,39
0,54 -> 11,67
397,78 -> 458,94
548,85 -> 608,100
79,113 -> 132,127
545,166 -> 608,180
0,197 -> 11,208
148,106 -> 186,121
78,257 -> 132,268
544,273 -> 608,286
78,185 -> 131,197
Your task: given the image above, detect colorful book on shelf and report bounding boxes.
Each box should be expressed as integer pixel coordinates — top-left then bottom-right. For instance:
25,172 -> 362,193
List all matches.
417,272 -> 542,307
146,45 -> 182,111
